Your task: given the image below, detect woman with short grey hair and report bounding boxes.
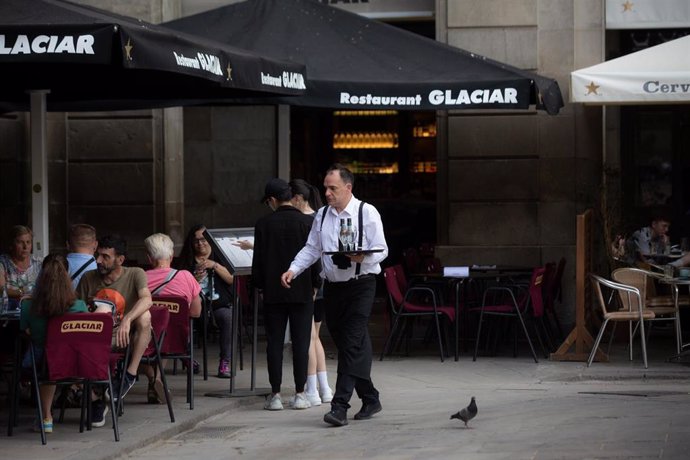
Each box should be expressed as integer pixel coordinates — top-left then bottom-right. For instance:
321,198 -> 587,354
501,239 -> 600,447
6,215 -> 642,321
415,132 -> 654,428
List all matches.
143,232 -> 202,403
144,233 -> 175,262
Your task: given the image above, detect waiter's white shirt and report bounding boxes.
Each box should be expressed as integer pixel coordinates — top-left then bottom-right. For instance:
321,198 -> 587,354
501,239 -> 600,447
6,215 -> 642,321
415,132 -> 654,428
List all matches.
289,195 -> 388,282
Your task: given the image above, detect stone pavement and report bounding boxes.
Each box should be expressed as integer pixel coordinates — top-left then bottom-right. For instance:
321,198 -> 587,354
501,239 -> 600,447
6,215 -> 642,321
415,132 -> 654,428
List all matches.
2,336 -> 690,460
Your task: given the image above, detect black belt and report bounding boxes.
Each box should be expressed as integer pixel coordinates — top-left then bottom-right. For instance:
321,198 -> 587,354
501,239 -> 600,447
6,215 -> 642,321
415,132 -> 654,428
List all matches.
325,274 -> 375,284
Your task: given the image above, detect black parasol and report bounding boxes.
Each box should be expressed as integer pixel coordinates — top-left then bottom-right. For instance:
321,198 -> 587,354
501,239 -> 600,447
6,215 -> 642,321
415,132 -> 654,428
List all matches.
164,0 -> 563,114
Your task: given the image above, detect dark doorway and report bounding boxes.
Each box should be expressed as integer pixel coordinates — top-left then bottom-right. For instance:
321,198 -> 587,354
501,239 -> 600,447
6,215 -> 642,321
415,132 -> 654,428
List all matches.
621,106 -> 690,240
290,107 -> 437,266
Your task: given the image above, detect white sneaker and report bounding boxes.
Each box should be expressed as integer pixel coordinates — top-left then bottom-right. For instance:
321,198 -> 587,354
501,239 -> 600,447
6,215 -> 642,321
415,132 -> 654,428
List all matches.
292,393 -> 311,410
305,391 -> 322,406
320,387 -> 334,404
264,393 -> 283,411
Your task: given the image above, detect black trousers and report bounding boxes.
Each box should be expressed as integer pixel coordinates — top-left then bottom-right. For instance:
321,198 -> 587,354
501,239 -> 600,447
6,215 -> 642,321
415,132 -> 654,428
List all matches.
263,301 -> 313,394
324,275 -> 379,411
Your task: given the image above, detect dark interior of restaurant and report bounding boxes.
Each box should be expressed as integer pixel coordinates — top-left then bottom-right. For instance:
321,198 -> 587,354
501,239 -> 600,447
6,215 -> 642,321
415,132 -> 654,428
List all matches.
611,28 -> 690,240
289,19 -> 438,268
290,107 -> 437,269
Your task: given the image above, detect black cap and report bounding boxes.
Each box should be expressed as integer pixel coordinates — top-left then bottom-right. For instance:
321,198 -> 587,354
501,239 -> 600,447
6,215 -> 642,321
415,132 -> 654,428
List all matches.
261,178 -> 291,203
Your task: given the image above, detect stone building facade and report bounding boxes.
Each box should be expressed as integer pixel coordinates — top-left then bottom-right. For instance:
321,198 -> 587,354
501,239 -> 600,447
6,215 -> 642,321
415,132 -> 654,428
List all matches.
0,0 -> 613,329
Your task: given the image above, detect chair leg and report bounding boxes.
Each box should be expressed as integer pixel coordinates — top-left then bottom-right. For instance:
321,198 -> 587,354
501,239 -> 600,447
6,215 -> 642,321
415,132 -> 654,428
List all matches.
58,385 -> 69,423
379,312 -> 402,361
530,319 -> 549,359
7,340 -> 21,436
107,369 -> 120,441
202,298 -> 209,381
587,318 -> 609,367
515,310 -> 538,363
606,321 -> 618,357
117,348 -> 131,417
473,308 -> 485,361
30,345 -> 46,445
433,312 -> 445,363
152,334 -> 175,423
189,323 -> 195,410
82,381 -> 90,432
638,319 -> 648,369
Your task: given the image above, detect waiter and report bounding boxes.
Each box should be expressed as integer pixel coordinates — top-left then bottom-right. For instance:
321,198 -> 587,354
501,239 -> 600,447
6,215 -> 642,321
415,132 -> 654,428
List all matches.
281,163 -> 388,427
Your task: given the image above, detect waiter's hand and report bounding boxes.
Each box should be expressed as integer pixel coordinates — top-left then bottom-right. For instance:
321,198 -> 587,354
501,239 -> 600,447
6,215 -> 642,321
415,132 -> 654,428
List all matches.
347,253 -> 365,264
281,270 -> 294,288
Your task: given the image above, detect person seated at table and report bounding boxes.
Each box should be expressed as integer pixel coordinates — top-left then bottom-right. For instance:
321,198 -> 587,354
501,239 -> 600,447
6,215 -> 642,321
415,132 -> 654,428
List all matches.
76,234 -> 152,425
20,253 -> 88,434
177,224 -> 235,378
66,223 -> 98,289
625,215 -> 671,266
0,225 -> 43,307
143,232 -> 201,403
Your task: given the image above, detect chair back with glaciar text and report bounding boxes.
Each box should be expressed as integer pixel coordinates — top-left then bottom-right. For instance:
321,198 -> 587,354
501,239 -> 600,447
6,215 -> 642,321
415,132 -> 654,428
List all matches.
46,312 -> 113,381
153,295 -> 195,410
153,296 -> 190,355
143,304 -> 171,356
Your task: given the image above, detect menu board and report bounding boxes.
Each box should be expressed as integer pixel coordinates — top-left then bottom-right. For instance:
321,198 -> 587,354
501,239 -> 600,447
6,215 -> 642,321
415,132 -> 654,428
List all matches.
204,227 -> 255,276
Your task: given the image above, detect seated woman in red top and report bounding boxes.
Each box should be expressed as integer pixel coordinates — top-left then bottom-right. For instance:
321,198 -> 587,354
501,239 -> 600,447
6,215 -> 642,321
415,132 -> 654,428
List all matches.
20,253 -> 88,434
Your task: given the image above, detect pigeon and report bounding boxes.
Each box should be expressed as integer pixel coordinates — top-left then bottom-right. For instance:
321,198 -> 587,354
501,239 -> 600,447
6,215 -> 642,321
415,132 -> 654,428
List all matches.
450,396 -> 477,428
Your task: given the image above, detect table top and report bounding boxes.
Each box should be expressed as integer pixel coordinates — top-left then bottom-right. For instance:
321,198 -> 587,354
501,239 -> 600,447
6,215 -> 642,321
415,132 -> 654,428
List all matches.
659,277 -> 690,285
0,310 -> 20,321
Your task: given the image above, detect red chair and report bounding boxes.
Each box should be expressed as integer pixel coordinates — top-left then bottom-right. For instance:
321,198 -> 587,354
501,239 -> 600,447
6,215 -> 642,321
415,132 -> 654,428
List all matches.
471,267 -> 547,363
114,305 -> 174,422
22,313 -> 120,444
380,266 -> 456,362
154,296 -> 195,410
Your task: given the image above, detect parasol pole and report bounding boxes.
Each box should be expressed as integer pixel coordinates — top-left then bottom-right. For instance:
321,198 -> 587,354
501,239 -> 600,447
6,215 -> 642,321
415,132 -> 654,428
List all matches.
29,90 -> 50,258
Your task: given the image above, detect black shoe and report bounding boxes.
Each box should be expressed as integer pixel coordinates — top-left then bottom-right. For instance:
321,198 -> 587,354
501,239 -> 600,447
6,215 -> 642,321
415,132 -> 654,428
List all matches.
323,409 -> 348,427
113,373 -> 136,403
91,400 -> 108,428
354,401 -> 382,420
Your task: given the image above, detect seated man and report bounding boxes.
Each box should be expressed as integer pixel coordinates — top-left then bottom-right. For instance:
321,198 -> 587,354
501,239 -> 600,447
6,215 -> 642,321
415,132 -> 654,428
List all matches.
143,232 -> 201,404
76,234 -> 152,422
625,215 -> 671,266
66,223 -> 98,289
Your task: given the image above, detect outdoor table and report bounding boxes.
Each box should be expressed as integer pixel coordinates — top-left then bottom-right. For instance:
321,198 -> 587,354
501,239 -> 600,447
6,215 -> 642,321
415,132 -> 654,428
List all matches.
658,276 -> 688,353
417,267 -> 533,361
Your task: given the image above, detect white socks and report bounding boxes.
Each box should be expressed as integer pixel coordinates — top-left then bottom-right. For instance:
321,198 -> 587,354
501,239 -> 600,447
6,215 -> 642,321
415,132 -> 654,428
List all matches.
317,371 -> 330,391
306,374 -> 318,395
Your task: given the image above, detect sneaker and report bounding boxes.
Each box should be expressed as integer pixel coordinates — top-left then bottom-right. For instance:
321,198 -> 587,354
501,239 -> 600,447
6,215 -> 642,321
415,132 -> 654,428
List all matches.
320,387 -> 334,403
305,391 -> 322,406
33,418 -> 53,434
217,359 -> 231,379
264,393 -> 283,411
292,393 -> 312,410
182,359 -> 200,375
323,408 -> 348,427
113,373 -> 136,403
147,380 -> 168,404
91,400 -> 108,428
